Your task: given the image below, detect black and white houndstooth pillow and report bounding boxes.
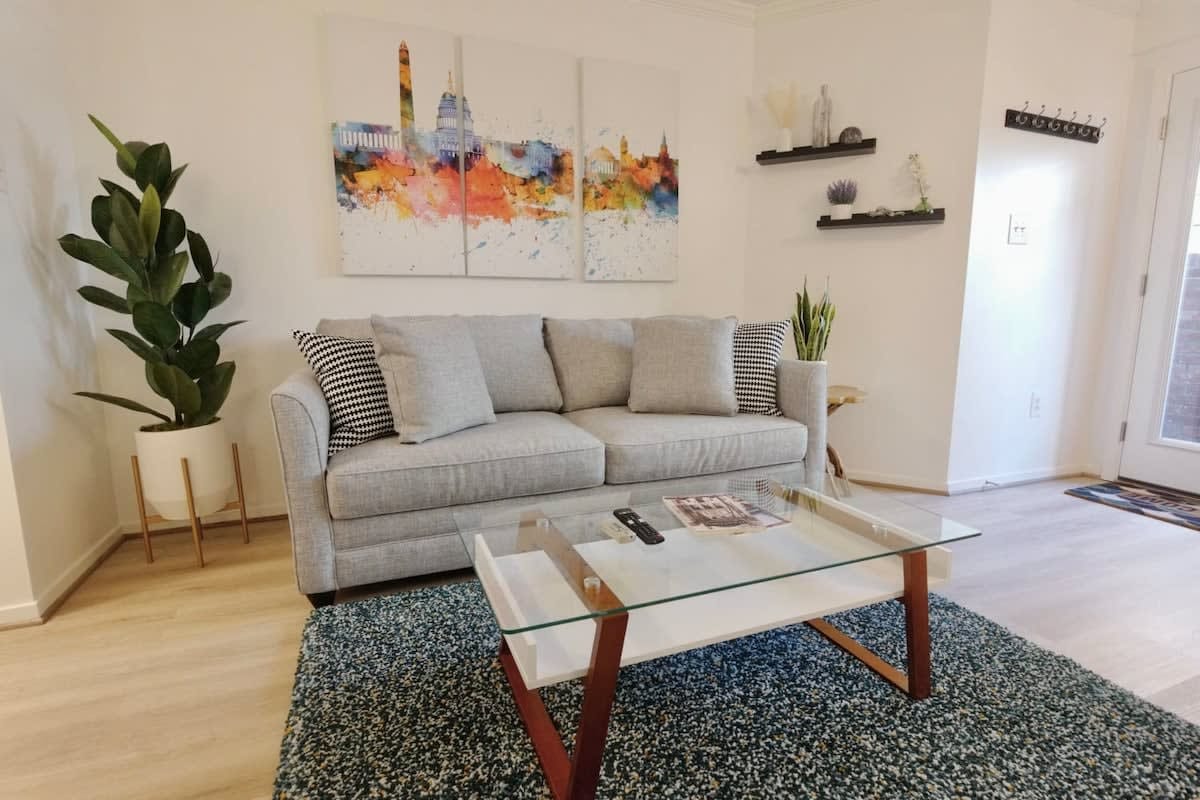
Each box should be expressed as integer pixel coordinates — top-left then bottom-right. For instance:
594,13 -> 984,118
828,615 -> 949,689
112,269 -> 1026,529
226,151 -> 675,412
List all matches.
293,331 -> 395,454
733,320 -> 790,416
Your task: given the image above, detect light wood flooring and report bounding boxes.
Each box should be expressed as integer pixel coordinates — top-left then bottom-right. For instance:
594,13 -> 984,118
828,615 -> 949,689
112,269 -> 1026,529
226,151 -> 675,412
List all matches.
0,477 -> 1197,799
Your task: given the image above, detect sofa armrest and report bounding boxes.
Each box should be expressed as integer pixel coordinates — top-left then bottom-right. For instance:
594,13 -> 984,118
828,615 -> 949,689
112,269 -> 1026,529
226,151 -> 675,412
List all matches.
269,369 -> 336,595
777,359 -> 828,482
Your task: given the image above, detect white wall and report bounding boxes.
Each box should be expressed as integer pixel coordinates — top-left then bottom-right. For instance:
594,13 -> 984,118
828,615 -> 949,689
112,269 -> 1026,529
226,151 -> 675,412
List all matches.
0,395 -> 36,624
0,1 -> 121,623
947,0 -> 1135,491
1135,0 -> 1200,53
54,0 -> 756,525
745,0 -> 991,491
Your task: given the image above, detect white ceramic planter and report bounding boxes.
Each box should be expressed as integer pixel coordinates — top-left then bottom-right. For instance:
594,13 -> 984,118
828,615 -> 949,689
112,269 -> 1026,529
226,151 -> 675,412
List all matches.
777,127 -> 793,152
135,420 -> 234,520
831,204 -> 853,221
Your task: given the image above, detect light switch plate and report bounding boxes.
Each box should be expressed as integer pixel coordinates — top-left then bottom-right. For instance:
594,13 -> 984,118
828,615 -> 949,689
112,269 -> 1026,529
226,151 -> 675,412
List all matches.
1007,213 -> 1029,245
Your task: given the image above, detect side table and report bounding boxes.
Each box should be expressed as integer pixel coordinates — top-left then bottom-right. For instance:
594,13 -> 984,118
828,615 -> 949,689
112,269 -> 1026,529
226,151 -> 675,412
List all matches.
826,384 -> 866,479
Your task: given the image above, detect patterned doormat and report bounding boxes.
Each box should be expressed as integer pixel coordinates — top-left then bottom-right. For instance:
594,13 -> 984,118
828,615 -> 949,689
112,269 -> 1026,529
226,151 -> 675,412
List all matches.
274,582 -> 1200,799
1066,481 -> 1200,532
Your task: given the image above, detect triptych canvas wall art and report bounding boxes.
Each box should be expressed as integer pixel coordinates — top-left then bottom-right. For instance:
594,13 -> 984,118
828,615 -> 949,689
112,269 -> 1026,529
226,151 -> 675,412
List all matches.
323,16 -> 678,281
581,59 -> 679,282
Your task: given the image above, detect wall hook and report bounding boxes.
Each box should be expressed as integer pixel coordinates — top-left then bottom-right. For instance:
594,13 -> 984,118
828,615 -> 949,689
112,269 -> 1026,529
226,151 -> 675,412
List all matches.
1004,104 -> 1101,144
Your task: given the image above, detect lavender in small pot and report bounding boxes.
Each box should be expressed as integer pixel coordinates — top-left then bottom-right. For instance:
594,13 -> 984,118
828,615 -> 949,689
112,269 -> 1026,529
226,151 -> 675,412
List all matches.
826,179 -> 857,221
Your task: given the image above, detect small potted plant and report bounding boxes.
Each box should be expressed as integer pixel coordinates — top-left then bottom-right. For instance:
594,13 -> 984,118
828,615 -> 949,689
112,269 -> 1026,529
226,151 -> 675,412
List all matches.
907,153 -> 933,213
826,179 -> 857,221
793,277 -> 836,361
59,116 -> 245,521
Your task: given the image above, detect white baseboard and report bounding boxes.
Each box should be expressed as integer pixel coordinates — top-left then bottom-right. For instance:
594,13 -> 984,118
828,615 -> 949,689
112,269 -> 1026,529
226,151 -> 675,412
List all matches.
944,465 -> 1093,495
0,599 -> 40,627
843,469 -> 950,494
117,501 -> 288,535
34,523 -> 124,617
0,523 -> 125,627
847,465 -> 1096,495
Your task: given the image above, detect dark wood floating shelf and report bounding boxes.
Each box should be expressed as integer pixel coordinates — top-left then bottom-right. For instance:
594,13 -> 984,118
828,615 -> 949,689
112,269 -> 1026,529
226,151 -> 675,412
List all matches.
756,138 -> 877,164
817,209 -> 946,229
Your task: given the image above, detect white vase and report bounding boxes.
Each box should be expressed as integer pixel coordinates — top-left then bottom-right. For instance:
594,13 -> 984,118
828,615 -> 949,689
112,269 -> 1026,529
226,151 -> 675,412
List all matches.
135,420 -> 235,520
777,127 -> 793,152
831,204 -> 853,221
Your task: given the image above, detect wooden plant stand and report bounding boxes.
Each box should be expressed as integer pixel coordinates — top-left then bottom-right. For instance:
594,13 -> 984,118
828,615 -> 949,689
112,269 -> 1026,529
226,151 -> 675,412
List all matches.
130,443 -> 250,567
826,384 -> 867,479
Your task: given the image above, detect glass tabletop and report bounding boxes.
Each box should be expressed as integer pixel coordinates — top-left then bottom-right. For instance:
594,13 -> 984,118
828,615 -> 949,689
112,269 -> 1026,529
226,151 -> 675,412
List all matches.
453,467 -> 980,634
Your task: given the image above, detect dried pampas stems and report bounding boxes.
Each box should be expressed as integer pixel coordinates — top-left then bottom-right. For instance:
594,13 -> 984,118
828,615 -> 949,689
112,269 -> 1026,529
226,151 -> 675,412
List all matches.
765,83 -> 799,129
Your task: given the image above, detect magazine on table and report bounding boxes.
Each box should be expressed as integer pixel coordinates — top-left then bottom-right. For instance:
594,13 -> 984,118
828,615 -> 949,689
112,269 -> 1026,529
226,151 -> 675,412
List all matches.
661,494 -> 788,535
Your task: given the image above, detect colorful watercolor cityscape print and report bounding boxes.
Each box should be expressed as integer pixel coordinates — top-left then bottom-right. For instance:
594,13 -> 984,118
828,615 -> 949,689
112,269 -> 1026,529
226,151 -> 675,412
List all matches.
326,21 -> 463,275
582,58 -> 680,281
326,19 -> 576,277
460,38 -> 576,278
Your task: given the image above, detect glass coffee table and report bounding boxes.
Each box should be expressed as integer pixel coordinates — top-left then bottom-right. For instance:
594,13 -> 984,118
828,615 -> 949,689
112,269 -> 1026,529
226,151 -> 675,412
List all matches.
453,468 -> 981,800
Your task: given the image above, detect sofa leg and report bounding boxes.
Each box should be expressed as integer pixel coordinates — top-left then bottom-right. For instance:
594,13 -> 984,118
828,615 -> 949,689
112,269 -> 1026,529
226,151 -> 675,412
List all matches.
307,591 -> 337,609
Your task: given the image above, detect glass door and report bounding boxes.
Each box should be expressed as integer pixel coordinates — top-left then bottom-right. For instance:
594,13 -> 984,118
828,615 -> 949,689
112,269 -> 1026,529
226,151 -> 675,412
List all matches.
1122,66 -> 1200,494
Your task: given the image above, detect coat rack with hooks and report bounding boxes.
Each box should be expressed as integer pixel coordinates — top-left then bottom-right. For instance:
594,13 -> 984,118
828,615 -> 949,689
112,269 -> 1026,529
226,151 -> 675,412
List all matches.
1004,103 -> 1105,144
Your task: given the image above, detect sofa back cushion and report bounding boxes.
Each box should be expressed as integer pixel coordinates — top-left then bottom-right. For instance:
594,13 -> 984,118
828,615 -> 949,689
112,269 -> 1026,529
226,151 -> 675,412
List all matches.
370,315 -> 496,443
628,316 -> 738,416
317,315 -> 562,413
544,318 -> 634,412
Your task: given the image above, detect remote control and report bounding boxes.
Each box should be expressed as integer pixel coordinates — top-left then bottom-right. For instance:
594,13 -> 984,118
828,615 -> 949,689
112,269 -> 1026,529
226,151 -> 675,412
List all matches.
613,508 -> 664,545
600,519 -> 635,544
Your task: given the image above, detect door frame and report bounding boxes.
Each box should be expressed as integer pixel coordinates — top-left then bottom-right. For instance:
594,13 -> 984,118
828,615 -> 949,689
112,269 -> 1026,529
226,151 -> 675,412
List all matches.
1097,47 -> 1200,482
1121,64 -> 1200,487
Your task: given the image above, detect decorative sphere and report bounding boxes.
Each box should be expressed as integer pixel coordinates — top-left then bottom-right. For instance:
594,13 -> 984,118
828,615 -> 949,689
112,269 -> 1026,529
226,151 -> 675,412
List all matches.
838,126 -> 863,144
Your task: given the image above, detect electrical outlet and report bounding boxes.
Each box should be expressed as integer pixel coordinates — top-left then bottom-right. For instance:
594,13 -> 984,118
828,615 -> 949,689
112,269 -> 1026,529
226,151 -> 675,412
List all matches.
1029,392 -> 1041,419
1008,213 -> 1029,245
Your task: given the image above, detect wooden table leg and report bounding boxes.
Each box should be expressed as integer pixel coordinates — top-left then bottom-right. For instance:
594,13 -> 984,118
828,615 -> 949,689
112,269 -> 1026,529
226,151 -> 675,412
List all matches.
902,550 -> 931,699
806,549 -> 933,700
567,613 -> 628,799
499,612 -> 628,800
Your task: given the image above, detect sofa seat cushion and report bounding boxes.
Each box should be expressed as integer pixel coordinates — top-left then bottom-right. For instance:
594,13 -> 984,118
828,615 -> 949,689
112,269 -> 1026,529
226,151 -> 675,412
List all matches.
325,412 -> 605,519
564,406 -> 807,484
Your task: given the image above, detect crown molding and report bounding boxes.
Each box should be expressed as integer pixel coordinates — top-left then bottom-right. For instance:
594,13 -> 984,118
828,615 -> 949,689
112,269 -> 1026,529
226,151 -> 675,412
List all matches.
637,0 -> 1139,29
754,0 -> 880,23
632,0 -> 758,27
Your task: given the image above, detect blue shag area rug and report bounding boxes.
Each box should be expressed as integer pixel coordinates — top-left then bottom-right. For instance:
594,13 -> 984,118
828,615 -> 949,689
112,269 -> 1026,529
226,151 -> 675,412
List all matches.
274,582 -> 1200,799
1066,482 -> 1200,532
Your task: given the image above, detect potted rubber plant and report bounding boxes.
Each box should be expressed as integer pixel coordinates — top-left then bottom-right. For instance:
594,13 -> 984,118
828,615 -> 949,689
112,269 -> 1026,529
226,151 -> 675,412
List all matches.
59,116 -> 245,520
793,277 -> 835,361
826,179 -> 857,221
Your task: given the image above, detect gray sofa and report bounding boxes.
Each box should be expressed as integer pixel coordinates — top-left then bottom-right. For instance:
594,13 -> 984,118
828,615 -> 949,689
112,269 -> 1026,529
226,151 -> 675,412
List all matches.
269,316 -> 827,606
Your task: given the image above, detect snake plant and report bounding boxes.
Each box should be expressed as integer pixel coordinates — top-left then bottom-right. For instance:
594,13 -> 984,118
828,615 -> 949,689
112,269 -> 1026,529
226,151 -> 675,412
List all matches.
792,277 -> 836,361
59,115 -> 244,431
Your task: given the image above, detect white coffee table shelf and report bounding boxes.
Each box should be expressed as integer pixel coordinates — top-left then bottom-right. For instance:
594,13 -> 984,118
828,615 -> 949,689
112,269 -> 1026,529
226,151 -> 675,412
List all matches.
476,524 -> 950,689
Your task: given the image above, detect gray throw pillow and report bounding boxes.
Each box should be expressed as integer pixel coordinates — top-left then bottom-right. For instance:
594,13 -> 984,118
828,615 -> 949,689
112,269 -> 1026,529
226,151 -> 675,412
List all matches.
465,315 -> 563,412
319,315 -> 562,413
544,318 -> 634,412
628,317 -> 738,416
370,315 -> 496,443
